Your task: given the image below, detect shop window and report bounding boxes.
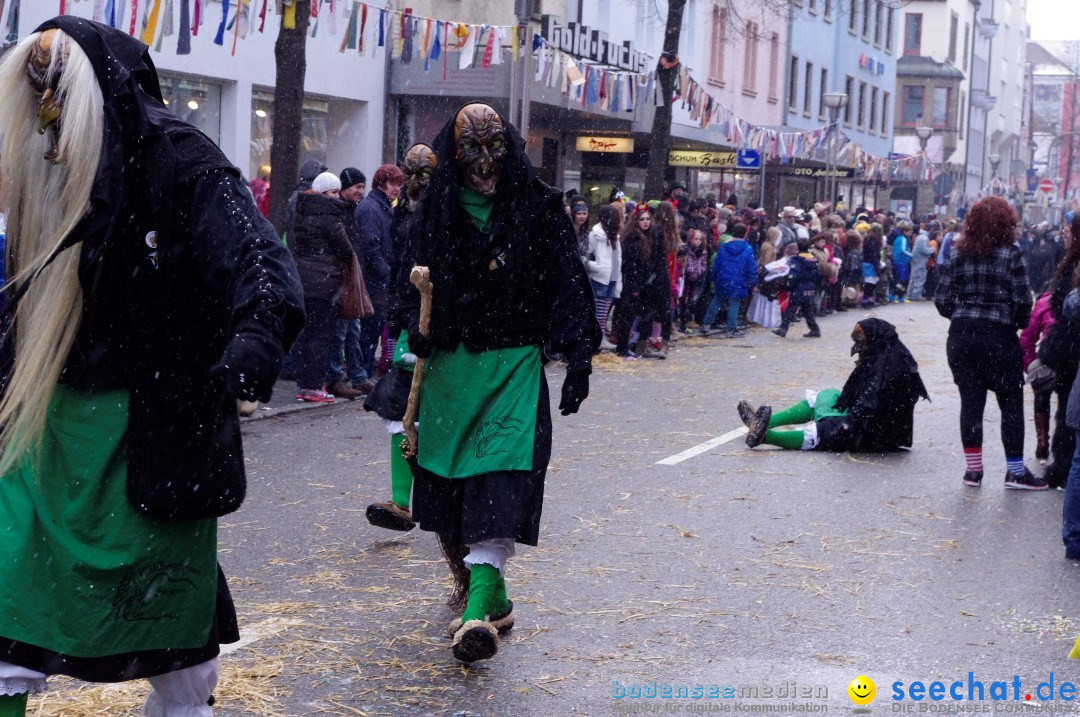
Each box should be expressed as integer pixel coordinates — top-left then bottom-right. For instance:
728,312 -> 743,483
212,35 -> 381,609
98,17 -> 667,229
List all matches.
869,86 -> 878,132
803,61 -> 813,114
250,91 -> 330,181
844,75 -> 854,124
902,85 -> 924,126
160,74 -> 221,147
881,91 -> 890,135
819,68 -> 828,120
904,14 -> 922,55
768,32 -> 780,101
743,22 -> 759,93
932,86 -> 950,127
710,6 -> 728,86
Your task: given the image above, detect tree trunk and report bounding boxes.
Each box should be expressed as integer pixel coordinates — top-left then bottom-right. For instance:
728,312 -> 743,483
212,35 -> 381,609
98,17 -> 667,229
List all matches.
643,0 -> 687,201
268,0 -> 312,236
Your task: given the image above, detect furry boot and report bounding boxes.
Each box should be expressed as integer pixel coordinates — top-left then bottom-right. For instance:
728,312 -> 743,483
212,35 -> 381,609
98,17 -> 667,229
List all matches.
451,563 -> 500,663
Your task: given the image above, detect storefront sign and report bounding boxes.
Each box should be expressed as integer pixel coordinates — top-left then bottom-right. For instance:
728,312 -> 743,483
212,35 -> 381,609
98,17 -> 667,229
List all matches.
541,16 -> 652,73
858,54 -> 886,76
668,150 -> 738,168
782,167 -> 855,178
576,136 -> 635,153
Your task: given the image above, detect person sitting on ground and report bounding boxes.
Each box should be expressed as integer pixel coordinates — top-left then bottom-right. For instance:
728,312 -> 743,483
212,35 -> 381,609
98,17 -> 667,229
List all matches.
740,319 -> 929,452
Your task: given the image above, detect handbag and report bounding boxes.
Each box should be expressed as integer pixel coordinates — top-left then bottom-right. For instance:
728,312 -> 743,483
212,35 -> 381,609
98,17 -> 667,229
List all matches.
339,252 -> 374,319
1027,358 -> 1057,393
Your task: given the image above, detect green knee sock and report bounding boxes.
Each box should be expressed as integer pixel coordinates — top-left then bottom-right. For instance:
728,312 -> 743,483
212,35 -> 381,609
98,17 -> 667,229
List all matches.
769,400 -> 814,428
0,694 -> 28,717
764,429 -> 806,450
389,433 -> 412,509
491,576 -> 510,615
461,563 -> 500,623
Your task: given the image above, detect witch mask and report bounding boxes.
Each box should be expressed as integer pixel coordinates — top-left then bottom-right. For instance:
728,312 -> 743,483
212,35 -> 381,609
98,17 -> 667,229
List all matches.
454,103 -> 506,196
27,29 -> 66,163
401,143 -> 437,206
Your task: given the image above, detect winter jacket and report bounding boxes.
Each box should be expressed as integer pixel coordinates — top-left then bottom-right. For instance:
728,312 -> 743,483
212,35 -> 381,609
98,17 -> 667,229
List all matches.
912,232 -> 934,268
585,224 -> 623,295
355,188 -> 394,315
291,192 -> 355,302
1026,240 -> 1059,295
893,235 -> 913,265
712,239 -> 759,299
1063,289 -> 1080,429
787,253 -> 822,304
1021,293 -> 1056,371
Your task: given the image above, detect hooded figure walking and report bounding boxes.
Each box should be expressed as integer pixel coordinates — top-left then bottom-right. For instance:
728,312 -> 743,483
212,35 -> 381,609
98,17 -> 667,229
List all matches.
395,103 -> 600,663
0,18 -> 304,716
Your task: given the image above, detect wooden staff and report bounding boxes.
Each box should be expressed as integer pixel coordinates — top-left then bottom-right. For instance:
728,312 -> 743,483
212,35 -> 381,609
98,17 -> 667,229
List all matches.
400,266 -> 432,459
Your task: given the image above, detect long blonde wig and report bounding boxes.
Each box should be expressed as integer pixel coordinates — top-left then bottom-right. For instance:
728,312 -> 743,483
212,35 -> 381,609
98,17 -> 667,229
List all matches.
0,30 -> 103,474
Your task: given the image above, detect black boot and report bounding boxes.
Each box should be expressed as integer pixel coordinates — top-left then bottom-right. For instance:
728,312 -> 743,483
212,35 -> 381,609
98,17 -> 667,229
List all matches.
745,405 -> 772,448
737,400 -> 755,426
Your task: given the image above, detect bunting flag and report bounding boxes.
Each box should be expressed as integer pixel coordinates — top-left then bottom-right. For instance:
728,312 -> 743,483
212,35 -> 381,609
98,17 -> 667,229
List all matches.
4,0 -> 18,44
400,11 -> 412,63
105,0 -> 116,26
457,23 -> 476,69
340,0 -> 356,52
377,7 -> 384,46
92,0 -> 105,21
128,0 -> 138,35
178,0 -> 191,53
213,0 -> 226,44
282,0 -> 295,30
192,0 -> 201,35
258,0 -> 267,32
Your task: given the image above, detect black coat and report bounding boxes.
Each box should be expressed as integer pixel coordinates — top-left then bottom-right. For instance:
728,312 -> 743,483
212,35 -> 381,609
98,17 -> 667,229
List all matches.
22,17 -> 305,521
356,188 -> 395,316
291,192 -> 354,302
398,106 -> 599,372
1026,240 -> 1058,295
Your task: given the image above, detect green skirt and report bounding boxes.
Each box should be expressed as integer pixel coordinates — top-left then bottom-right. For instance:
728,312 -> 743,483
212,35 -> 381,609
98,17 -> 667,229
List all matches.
418,345 -> 540,479
0,385 -> 218,659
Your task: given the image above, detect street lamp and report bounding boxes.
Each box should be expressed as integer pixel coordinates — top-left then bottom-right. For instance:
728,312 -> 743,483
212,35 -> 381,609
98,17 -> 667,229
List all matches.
913,126 -> 933,217
989,153 -> 1001,177
823,92 -> 848,210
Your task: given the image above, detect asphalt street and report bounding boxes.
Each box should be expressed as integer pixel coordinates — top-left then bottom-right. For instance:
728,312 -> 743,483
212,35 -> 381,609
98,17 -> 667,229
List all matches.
38,301 -> 1080,716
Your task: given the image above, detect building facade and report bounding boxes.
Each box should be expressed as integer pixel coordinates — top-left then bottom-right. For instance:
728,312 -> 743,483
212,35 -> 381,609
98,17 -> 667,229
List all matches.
782,0 -> 898,211
19,2 -> 387,183
1026,41 -> 1080,218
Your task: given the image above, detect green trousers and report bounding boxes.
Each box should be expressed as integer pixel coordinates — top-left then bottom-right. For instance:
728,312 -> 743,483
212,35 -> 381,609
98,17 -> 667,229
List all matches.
763,400 -> 814,450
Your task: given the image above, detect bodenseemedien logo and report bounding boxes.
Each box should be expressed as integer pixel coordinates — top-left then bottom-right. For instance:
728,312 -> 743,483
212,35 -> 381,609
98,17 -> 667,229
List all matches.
848,675 -> 877,712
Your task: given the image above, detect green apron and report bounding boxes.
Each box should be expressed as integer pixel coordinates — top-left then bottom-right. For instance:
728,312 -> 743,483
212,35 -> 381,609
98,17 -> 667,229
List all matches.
418,345 -> 540,479
812,388 -> 847,420
0,385 -> 218,658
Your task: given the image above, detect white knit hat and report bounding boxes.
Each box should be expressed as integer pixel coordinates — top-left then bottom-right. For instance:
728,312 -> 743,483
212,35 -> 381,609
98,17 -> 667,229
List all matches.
311,171 -> 342,194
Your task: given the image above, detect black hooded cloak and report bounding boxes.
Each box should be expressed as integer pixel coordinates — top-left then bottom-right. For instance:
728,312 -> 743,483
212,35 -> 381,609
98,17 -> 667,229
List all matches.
0,18 -> 304,681
827,318 -> 929,452
395,105 -> 600,371
393,106 -> 598,546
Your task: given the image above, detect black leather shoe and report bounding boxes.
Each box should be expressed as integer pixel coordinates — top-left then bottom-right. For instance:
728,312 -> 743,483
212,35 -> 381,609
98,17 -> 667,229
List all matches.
745,405 -> 772,448
962,471 -> 983,487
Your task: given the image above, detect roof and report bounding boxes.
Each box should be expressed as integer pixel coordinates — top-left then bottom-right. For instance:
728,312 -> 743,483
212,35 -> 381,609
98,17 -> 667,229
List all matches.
1027,42 -> 1077,75
896,55 -> 966,80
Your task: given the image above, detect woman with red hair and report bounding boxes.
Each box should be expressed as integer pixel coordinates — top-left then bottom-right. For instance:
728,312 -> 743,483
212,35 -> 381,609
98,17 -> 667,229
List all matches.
934,196 -> 1045,489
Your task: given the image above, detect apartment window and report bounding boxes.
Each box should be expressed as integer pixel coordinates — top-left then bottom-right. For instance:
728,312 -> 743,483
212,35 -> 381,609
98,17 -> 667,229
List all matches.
869,87 -> 879,132
709,5 -> 728,86
958,91 -> 965,138
819,68 -> 829,120
743,22 -> 759,93
849,0 -> 858,32
789,55 -> 800,110
904,14 -> 922,55
844,75 -> 854,124
874,1 -> 883,46
963,24 -> 969,71
902,85 -> 925,125
885,8 -> 894,51
768,32 -> 780,100
857,81 -> 867,128
932,86 -> 950,127
948,12 -> 958,63
824,0 -> 832,20
881,91 -> 890,135
862,0 -> 871,39
809,0 -> 817,13
804,61 -> 814,114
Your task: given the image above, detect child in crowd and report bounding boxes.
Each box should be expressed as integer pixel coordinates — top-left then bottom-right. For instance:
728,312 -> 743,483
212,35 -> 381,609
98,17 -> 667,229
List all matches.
774,236 -> 822,338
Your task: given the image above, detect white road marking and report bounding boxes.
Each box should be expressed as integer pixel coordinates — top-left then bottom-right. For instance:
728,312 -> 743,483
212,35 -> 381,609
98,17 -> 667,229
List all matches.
219,617 -> 304,656
655,426 -> 749,465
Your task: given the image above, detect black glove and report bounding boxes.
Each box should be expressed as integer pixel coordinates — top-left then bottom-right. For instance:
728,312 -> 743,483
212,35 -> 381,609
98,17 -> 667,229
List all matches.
559,369 -> 590,416
212,333 -> 283,402
408,326 -> 435,359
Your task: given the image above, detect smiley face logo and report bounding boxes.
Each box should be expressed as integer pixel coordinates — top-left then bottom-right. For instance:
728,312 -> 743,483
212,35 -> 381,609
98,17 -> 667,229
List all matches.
847,675 -> 876,706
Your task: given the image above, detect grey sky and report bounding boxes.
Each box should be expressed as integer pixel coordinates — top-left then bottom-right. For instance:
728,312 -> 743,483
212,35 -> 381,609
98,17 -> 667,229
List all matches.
1027,0 -> 1080,41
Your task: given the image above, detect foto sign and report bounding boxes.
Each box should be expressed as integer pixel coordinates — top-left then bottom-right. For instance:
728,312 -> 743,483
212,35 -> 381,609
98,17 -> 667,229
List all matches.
576,136 -> 635,153
668,150 -> 738,168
